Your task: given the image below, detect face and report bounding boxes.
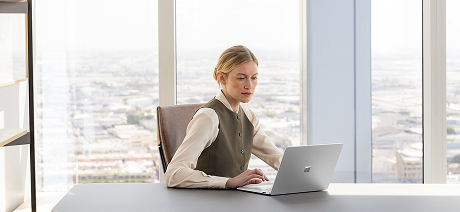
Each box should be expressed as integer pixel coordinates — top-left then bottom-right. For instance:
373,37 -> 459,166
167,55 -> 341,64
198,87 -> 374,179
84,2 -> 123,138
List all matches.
219,61 -> 258,106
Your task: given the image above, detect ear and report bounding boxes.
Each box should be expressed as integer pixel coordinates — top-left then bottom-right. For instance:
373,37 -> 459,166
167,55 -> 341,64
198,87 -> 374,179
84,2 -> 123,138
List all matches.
217,72 -> 227,85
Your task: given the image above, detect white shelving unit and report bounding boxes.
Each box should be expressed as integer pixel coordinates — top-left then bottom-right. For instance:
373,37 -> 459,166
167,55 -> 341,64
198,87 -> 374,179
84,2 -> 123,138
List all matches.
0,1 -> 36,212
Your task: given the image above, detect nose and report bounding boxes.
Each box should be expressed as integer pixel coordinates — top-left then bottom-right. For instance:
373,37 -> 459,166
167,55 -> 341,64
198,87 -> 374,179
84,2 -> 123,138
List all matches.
244,79 -> 252,90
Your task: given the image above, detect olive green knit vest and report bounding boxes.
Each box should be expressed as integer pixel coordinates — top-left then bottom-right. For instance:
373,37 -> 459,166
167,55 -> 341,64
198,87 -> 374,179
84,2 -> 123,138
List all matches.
195,98 -> 254,178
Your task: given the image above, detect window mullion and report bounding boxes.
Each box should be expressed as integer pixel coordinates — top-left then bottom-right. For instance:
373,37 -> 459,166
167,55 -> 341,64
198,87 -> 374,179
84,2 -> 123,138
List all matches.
159,0 -> 177,107
158,0 -> 176,183
422,0 -> 447,184
300,0 -> 307,145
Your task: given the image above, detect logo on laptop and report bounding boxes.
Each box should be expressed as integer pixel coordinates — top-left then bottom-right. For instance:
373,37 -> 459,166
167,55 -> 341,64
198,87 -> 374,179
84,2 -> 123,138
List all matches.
304,166 -> 311,172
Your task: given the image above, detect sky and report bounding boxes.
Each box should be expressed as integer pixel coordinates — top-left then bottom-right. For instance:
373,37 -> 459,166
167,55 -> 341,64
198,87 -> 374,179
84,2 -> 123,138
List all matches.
34,0 -> 460,56
176,0 -> 299,52
372,0 -> 460,57
35,0 -> 158,52
35,0 -> 299,52
446,0 -> 460,57
372,0 -> 422,57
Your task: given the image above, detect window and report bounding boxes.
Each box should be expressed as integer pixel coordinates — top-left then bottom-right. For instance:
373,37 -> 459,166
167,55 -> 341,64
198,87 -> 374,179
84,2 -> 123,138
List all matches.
371,0 -> 423,183
446,0 -> 460,184
176,0 -> 302,179
35,0 -> 159,193
31,2 -> 456,203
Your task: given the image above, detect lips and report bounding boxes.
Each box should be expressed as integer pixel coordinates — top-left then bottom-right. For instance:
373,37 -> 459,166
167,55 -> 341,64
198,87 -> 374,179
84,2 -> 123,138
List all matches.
242,92 -> 252,97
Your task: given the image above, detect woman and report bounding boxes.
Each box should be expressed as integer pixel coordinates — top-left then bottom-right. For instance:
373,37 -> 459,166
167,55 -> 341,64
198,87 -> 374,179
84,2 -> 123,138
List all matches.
165,45 -> 283,189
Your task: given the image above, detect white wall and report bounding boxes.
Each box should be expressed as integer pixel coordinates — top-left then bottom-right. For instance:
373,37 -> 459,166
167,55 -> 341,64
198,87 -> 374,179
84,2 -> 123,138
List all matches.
0,81 -> 30,212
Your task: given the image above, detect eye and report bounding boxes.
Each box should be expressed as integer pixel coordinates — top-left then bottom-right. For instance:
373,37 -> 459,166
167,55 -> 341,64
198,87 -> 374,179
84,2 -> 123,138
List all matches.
238,77 -> 245,80
252,77 -> 258,80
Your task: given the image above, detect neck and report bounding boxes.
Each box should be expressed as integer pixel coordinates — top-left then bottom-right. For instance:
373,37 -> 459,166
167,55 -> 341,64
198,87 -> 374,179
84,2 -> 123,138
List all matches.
221,89 -> 240,113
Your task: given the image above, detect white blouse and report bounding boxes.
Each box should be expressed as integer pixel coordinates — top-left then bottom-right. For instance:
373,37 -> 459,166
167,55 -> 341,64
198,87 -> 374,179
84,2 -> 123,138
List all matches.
164,91 -> 283,188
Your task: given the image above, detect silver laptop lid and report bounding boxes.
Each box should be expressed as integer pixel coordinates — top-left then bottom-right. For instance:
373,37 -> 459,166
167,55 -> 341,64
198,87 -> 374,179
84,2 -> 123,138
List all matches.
270,143 -> 343,195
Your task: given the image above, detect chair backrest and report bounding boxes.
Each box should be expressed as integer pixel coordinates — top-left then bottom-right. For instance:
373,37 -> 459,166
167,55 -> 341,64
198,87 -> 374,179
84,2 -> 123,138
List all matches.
157,103 -> 203,173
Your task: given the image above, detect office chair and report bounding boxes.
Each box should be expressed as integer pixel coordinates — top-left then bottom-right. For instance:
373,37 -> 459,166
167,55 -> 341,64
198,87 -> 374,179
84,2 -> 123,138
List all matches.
156,103 -> 203,173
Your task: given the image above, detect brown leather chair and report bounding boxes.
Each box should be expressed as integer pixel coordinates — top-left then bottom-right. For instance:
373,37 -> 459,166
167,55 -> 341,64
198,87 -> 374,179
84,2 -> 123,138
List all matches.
157,103 -> 203,173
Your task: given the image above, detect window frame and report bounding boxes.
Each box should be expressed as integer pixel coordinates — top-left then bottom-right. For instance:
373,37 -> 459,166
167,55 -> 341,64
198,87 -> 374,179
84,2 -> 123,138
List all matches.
422,0 -> 447,184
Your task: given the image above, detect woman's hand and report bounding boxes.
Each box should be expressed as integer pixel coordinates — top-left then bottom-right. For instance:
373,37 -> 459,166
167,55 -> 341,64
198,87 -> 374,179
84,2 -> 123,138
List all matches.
225,168 -> 270,189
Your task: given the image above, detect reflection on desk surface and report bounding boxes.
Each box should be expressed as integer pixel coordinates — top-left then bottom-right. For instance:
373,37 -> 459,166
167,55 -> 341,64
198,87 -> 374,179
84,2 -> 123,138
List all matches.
327,183 -> 460,196
52,183 -> 460,212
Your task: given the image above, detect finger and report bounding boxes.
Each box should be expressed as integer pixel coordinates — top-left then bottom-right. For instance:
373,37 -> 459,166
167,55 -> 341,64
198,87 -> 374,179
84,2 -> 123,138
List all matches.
243,169 -> 256,175
254,168 -> 263,176
260,169 -> 269,181
254,169 -> 266,182
243,178 -> 262,186
260,169 -> 268,181
242,173 -> 265,182
246,169 -> 257,174
248,173 -> 265,180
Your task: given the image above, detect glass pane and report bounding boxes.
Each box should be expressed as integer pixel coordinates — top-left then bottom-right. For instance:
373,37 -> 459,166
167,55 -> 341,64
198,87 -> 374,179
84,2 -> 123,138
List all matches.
447,0 -> 460,184
0,14 -> 27,85
371,0 -> 423,183
35,0 -> 159,193
176,0 -> 301,180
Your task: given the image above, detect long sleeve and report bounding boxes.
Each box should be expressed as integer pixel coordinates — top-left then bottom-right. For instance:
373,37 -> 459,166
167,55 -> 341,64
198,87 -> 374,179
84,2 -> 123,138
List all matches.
164,108 -> 229,188
245,108 -> 284,170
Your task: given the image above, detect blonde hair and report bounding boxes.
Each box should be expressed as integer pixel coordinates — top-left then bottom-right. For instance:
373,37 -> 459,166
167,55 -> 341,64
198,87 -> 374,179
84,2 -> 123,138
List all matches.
213,45 -> 258,86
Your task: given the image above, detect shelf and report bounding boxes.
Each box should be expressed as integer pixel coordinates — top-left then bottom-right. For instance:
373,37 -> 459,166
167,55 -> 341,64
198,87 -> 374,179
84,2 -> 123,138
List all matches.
0,1 -> 28,13
0,128 -> 27,147
0,1 -> 27,2
0,78 -> 28,88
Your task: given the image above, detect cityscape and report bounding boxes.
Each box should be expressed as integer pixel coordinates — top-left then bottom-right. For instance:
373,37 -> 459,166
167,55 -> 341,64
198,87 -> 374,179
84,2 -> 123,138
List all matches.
33,49 -> 460,192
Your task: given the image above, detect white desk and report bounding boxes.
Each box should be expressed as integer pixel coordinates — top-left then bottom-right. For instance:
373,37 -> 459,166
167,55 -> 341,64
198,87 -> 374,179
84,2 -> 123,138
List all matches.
52,183 -> 460,212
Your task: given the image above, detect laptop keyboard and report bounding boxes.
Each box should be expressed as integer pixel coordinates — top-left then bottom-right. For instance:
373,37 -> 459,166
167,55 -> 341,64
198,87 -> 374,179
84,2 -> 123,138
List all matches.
238,181 -> 274,194
250,182 -> 273,193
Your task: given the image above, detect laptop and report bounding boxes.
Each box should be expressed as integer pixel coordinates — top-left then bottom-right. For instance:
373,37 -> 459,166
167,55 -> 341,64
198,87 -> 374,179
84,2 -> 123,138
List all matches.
237,143 -> 343,195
